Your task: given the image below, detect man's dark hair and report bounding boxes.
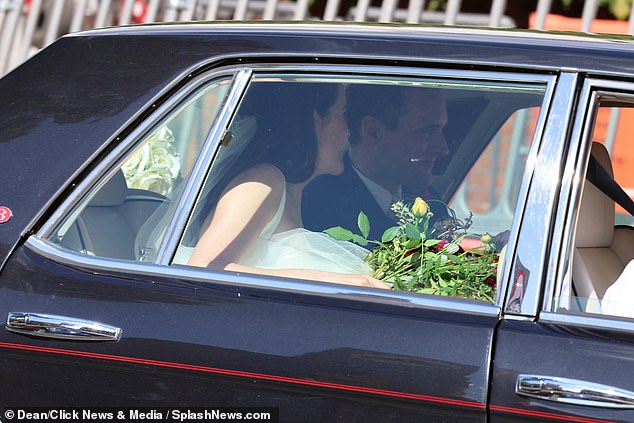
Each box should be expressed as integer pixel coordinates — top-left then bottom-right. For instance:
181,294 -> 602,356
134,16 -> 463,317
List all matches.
346,84 -> 409,144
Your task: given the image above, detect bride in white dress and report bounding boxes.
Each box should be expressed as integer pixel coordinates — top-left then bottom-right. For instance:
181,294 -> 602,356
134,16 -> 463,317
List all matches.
180,82 -> 389,290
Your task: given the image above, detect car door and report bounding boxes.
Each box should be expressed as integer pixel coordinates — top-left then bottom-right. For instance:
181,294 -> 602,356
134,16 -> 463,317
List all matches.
0,62 -> 550,421
490,76 -> 634,422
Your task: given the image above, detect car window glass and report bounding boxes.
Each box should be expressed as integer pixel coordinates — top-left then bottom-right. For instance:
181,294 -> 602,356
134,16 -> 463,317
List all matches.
448,107 -> 540,237
47,77 -> 232,261
175,73 -> 546,304
556,96 -> 634,319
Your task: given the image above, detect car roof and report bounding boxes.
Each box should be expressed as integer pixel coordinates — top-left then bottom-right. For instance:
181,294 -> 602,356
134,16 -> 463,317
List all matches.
75,21 -> 634,74
1,22 -> 633,264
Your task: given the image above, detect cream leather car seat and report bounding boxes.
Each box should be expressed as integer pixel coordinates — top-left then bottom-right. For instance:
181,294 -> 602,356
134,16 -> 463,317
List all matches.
573,142 -> 634,312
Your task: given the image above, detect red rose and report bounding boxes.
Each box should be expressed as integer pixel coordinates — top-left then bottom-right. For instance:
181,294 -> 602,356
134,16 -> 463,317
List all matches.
484,276 -> 497,289
435,239 -> 448,252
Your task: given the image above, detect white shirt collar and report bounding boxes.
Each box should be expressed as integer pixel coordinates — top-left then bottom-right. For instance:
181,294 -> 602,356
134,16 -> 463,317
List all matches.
352,166 -> 401,215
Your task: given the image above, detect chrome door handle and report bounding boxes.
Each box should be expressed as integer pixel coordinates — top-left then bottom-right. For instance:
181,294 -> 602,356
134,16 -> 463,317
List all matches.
516,374 -> 634,409
6,312 -> 122,341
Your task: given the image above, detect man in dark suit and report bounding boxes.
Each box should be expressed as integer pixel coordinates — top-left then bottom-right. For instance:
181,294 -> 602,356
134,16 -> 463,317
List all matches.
302,85 -> 450,241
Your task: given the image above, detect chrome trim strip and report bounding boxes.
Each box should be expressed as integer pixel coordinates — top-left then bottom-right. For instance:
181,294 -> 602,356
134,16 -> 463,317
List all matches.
543,80 -> 596,312
150,50 -> 565,84
504,72 -> 579,317
35,61 -> 551,243
36,68 -> 241,240
6,312 -> 122,342
29,63 -> 228,240
156,69 -> 252,265
516,374 -> 634,409
149,64 -> 553,294
243,51 -> 570,77
32,61 -> 553,313
25,237 -> 501,318
540,311 -> 634,333
545,79 -> 634,313
577,78 -> 634,93
74,22 -> 634,52
240,63 -> 554,84
220,50 -> 570,77
492,74 -> 557,311
501,314 -> 535,321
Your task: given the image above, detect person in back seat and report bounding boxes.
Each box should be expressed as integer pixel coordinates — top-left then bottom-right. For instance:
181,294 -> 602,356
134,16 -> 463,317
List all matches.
182,82 -> 389,289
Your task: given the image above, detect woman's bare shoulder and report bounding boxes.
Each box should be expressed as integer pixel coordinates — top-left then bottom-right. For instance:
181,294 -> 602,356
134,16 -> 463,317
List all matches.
230,163 -> 286,189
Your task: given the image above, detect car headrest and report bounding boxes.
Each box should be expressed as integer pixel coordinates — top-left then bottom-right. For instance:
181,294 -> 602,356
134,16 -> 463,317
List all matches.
89,170 -> 128,207
575,142 -> 615,248
591,141 -> 612,173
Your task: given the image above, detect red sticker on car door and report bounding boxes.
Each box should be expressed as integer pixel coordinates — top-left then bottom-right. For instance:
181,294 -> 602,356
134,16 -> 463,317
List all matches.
0,206 -> 12,223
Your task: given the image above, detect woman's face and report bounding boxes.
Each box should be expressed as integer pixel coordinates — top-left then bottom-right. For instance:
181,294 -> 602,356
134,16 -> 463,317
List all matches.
313,85 -> 349,177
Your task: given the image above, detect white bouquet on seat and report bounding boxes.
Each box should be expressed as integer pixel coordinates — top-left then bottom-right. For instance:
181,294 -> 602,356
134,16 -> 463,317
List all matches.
122,126 -> 181,196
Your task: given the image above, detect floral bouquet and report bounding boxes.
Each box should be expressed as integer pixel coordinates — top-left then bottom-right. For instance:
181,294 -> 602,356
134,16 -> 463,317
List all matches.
122,126 -> 181,196
325,198 -> 499,303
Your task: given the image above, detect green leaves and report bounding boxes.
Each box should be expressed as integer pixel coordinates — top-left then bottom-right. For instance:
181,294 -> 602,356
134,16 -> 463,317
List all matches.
323,211 -> 371,247
405,223 -> 421,240
358,212 -> 370,239
324,226 -> 353,241
381,226 -> 400,243
323,199 -> 498,303
325,227 -> 368,246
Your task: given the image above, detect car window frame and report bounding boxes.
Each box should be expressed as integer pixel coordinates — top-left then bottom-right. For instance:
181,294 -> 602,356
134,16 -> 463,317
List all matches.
36,67 -> 244,243
542,76 -> 634,333
32,59 -> 557,317
500,71 -> 574,318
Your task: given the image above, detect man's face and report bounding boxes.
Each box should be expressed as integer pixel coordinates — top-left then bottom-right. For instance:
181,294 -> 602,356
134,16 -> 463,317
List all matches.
375,89 -> 449,190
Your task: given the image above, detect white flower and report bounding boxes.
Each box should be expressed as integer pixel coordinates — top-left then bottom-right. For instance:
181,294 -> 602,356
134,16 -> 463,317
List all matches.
121,126 -> 181,196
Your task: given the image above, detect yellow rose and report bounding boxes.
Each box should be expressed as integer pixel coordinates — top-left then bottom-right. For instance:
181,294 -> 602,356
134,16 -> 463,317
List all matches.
412,197 -> 429,216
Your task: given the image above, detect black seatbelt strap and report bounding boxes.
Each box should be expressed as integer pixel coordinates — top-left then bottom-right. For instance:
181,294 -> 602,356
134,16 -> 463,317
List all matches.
586,155 -> 634,216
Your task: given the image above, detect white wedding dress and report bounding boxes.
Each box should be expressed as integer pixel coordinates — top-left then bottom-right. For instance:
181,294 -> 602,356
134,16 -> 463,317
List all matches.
173,188 -> 373,275
601,260 -> 634,319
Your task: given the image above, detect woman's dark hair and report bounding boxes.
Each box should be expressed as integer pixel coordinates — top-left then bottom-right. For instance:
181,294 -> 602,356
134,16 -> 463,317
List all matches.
186,81 -> 340,243
237,81 -> 339,183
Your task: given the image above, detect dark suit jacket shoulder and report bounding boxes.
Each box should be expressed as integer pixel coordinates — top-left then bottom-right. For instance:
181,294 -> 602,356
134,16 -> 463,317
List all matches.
302,158 -> 394,241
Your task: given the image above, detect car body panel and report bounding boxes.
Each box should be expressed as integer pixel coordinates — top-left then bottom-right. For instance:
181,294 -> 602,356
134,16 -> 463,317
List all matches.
2,22 -> 634,421
491,319 -> 634,423
0,239 -> 496,421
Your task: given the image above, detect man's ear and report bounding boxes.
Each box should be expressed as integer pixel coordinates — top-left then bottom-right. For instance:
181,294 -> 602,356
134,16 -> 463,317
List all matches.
361,116 -> 381,143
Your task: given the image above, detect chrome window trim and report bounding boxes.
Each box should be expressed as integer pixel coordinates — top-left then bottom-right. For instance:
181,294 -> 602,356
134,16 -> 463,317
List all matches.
33,60 -> 556,314
503,72 -> 579,317
76,22 -> 633,49
26,64 -> 219,240
545,78 -> 634,315
540,311 -> 634,334
36,67 -> 244,240
155,69 -> 252,264
494,77 -> 557,312
25,236 -> 501,318
154,64 -> 554,308
543,80 -> 596,313
494,72 -> 557,312
242,63 -> 555,85
37,61 -> 553,247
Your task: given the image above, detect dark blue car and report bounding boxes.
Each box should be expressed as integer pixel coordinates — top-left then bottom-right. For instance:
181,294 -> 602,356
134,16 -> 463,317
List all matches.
1,22 -> 634,422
